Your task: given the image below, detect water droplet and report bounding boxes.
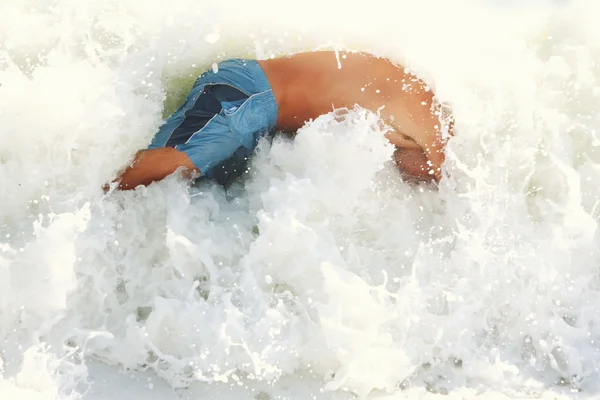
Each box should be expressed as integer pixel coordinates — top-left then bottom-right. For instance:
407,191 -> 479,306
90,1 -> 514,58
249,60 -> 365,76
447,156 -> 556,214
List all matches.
205,32 -> 220,44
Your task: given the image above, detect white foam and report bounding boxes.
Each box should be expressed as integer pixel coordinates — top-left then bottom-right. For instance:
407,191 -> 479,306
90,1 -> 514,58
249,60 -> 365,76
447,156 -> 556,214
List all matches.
1,0 -> 600,398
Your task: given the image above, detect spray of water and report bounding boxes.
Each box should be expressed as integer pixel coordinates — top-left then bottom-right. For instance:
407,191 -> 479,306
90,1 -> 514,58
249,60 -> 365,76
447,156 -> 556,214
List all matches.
1,0 -> 600,398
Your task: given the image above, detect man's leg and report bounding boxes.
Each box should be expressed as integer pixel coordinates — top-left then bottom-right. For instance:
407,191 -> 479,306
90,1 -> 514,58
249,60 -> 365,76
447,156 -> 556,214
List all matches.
116,148 -> 200,190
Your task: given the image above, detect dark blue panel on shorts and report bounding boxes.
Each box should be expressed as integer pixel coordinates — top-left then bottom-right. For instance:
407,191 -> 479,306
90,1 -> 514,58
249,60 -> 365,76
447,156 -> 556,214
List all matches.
165,84 -> 249,148
210,84 -> 249,102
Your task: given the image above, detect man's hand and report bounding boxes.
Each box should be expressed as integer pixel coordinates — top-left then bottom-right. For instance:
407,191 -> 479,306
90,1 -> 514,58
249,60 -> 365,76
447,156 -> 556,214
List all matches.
392,147 -> 436,183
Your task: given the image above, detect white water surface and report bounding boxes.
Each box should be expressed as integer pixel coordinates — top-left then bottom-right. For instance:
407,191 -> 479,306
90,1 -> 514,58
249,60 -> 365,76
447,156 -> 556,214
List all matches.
1,0 -> 600,399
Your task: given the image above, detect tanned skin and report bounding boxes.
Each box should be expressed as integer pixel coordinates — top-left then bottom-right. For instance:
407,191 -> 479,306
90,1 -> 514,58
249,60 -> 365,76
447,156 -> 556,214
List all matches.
115,51 -> 449,190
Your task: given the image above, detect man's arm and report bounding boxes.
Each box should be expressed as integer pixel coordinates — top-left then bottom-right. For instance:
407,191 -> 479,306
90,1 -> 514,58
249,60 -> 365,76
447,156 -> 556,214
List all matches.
384,130 -> 422,149
381,78 -> 447,180
112,148 -> 199,190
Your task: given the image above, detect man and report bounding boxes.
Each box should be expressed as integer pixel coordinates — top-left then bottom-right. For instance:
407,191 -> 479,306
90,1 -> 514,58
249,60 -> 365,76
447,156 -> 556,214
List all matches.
114,51 -> 450,190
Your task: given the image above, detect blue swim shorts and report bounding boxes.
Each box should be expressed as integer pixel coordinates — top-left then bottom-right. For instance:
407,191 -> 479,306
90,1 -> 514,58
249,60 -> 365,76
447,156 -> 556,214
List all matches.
147,59 -> 278,185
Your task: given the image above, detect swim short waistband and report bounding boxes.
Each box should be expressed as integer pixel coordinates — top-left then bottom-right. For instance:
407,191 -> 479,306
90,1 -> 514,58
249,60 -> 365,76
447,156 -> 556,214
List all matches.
239,59 -> 272,95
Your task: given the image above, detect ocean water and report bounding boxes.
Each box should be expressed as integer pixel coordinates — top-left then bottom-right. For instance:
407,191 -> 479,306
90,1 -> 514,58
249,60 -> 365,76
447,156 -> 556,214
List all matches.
1,0 -> 600,399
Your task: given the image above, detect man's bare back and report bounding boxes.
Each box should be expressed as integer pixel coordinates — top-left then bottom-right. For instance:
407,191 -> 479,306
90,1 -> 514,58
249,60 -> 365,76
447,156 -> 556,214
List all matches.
113,51 -> 449,190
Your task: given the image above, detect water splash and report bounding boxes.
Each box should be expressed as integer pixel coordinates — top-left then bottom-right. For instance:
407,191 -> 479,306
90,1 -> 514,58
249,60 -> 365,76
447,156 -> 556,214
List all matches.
1,0 -> 600,398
